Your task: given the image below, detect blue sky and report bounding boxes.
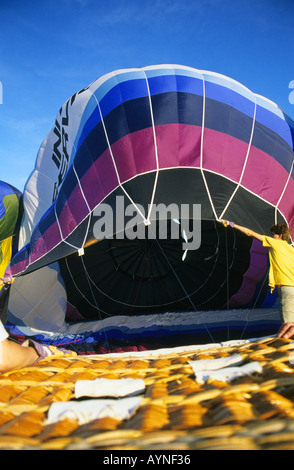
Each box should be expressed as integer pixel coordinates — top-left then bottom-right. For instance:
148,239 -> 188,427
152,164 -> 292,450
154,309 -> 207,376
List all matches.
1,0 -> 294,191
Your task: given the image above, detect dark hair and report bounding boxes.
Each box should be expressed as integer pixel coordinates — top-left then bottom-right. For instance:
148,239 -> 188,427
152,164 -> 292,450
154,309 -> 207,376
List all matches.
270,224 -> 291,242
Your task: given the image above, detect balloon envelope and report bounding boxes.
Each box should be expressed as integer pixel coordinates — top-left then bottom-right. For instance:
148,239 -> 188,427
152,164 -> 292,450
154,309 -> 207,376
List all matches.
6,65 -> 294,343
0,181 -> 22,280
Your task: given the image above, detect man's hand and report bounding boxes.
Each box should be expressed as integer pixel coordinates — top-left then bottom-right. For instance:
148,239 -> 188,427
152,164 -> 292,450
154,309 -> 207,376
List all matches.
220,220 -> 235,228
277,322 -> 294,339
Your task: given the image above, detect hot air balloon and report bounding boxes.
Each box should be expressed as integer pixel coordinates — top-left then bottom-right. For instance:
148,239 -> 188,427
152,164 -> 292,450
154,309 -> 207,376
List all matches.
0,181 -> 22,324
5,65 -> 294,349
0,181 -> 22,279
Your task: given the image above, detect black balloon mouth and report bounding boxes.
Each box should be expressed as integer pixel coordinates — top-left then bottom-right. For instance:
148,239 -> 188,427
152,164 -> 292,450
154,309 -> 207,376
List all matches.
108,222 -> 185,282
60,219 -> 256,319
59,167 -> 284,320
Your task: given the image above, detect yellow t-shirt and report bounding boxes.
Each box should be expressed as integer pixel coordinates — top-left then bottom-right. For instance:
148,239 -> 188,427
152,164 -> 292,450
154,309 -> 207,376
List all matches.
0,236 -> 13,279
262,235 -> 294,291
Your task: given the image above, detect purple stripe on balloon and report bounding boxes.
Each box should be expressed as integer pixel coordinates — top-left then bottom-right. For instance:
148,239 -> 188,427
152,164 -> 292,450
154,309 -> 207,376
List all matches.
240,146 -> 292,206
156,124 -> 202,168
202,128 -> 293,207
77,124 -> 203,209
80,146 -> 122,210
6,257 -> 28,276
30,220 -> 62,264
8,123 -> 293,276
109,127 -> 158,181
225,238 -> 268,308
202,128 -> 248,182
57,189 -> 91,235
29,125 -> 294,240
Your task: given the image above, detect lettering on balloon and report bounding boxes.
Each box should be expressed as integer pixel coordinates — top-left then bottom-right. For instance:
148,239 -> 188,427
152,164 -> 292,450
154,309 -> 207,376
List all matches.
51,101 -> 70,202
51,85 -> 90,202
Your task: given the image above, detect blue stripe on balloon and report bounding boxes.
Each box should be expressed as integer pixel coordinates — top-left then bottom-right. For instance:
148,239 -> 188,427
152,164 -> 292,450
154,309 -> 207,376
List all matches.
74,72 -> 293,159
73,91 -> 293,178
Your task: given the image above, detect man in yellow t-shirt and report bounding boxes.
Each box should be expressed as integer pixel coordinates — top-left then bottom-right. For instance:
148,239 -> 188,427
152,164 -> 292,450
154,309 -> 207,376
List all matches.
221,221 -> 294,339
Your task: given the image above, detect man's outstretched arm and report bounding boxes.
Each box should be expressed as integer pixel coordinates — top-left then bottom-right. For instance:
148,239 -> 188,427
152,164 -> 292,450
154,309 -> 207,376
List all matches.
221,220 -> 263,242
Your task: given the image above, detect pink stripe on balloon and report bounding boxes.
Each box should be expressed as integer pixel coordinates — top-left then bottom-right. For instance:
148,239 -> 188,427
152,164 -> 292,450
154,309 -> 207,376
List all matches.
9,123 -> 294,275
225,238 -> 268,308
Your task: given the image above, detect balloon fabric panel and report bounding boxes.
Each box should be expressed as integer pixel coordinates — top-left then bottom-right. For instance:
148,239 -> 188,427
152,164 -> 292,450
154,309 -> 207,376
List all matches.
5,65 -> 293,326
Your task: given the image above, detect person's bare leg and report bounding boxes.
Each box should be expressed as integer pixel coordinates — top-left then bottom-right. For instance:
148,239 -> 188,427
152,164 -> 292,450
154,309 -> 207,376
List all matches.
0,338 -> 39,373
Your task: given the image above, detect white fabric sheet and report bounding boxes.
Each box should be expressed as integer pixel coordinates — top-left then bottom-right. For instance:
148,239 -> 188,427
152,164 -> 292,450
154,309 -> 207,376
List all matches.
75,378 -> 145,399
46,397 -> 142,425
